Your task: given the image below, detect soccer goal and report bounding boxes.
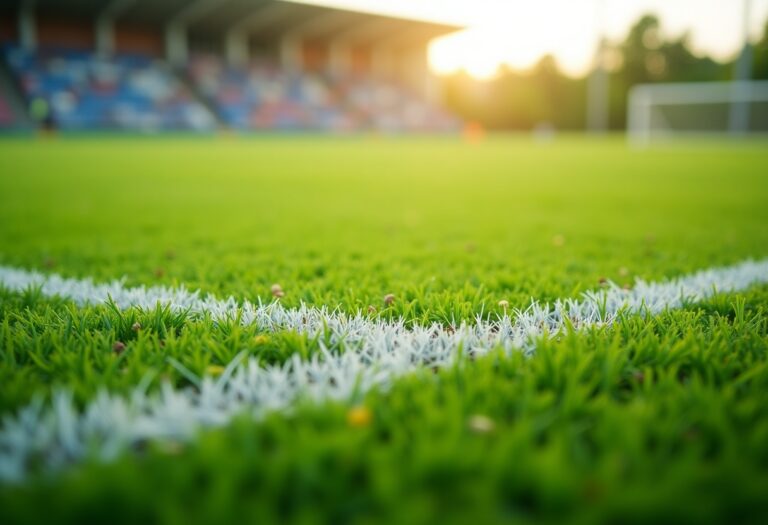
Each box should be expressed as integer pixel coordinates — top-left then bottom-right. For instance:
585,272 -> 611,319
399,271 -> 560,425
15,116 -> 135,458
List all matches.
627,80 -> 768,146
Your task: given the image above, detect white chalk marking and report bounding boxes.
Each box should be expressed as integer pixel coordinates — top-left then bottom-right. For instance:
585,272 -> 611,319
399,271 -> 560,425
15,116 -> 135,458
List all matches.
0,259 -> 767,482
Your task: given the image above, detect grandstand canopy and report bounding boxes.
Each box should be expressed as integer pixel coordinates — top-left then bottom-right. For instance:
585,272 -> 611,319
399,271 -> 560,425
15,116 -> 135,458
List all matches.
2,0 -> 461,51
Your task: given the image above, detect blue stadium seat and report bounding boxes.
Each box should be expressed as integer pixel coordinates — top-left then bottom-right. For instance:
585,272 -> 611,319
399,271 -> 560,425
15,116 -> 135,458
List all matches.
187,54 -> 459,133
4,46 -> 216,132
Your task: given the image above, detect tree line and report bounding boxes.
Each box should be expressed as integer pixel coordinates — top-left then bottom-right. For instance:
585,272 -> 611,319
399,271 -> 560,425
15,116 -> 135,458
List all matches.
440,15 -> 768,130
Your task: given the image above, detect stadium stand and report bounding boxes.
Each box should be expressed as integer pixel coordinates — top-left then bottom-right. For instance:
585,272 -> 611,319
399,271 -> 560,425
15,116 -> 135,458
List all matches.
0,0 -> 462,133
188,55 -> 458,132
188,55 -> 353,131
334,74 -> 459,133
4,46 -> 216,131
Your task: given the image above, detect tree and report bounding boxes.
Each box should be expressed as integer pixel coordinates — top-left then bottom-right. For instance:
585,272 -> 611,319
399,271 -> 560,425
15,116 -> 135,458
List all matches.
754,20 -> 768,79
439,13 -> 760,130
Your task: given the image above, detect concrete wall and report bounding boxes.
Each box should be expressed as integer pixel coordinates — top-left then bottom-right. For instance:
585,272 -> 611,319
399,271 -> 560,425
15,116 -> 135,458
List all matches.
115,25 -> 163,56
36,16 -> 93,49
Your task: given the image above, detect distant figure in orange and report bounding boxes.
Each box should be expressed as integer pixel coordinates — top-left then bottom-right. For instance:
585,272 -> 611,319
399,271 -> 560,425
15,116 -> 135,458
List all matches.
463,121 -> 485,143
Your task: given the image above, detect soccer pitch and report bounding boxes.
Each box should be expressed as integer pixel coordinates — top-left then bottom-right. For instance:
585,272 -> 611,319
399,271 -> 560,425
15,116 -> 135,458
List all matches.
1,136 -> 768,523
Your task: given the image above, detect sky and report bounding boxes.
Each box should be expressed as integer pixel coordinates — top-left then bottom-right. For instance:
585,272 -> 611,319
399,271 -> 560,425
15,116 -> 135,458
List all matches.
294,0 -> 768,78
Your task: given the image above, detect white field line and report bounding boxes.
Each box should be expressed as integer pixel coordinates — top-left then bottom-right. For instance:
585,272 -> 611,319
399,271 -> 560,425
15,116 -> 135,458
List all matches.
1,259 -> 767,482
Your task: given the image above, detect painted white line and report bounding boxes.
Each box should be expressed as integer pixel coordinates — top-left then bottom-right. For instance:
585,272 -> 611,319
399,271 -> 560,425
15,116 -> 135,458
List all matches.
0,259 -> 767,482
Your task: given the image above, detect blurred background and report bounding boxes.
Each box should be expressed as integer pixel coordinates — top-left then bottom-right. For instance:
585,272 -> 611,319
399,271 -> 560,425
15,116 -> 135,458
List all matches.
0,0 -> 766,139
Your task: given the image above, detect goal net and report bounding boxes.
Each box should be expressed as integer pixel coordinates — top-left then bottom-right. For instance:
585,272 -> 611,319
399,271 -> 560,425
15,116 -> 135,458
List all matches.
627,81 -> 768,146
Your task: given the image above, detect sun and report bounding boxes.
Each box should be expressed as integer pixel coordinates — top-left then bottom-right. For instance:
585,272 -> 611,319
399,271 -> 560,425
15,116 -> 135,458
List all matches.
429,31 -> 504,79
427,2 -> 597,79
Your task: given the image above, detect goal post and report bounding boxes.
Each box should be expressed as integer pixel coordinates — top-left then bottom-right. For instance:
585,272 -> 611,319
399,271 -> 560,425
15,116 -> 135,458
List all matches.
627,81 -> 768,146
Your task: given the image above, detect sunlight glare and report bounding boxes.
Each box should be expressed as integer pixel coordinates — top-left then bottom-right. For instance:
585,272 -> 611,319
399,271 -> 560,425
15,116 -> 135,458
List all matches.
428,2 -> 597,79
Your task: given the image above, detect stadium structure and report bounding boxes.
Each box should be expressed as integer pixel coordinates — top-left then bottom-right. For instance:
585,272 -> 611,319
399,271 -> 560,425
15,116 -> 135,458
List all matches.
0,0 -> 462,132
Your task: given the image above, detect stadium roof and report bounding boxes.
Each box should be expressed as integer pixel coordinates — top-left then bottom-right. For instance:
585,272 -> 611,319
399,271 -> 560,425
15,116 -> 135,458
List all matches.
4,0 -> 462,49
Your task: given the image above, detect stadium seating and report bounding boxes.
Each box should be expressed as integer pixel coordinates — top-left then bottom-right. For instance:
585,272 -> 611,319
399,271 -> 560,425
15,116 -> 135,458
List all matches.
336,74 -> 459,133
3,46 -> 216,132
188,56 -> 352,131
0,45 -> 457,133
188,55 -> 458,133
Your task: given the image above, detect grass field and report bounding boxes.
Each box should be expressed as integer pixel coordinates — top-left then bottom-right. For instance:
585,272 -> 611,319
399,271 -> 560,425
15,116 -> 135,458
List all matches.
1,136 -> 768,524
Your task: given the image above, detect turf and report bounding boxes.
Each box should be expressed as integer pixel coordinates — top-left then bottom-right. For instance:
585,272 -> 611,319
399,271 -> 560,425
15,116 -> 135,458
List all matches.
0,136 -> 767,524
1,136 -> 767,313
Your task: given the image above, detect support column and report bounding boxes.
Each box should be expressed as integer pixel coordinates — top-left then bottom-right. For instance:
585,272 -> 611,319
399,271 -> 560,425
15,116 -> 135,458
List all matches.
165,24 -> 187,66
328,42 -> 349,76
225,32 -> 249,67
729,0 -> 753,135
587,40 -> 609,133
165,0 -> 223,66
404,47 -> 432,99
95,19 -> 112,56
224,3 -> 287,67
279,35 -> 301,71
370,27 -> 430,82
370,46 -> 393,79
327,19 -> 396,77
627,87 -> 652,148
18,1 -> 36,52
278,13 -> 353,73
587,0 -> 609,133
415,49 -> 439,104
95,0 -> 136,56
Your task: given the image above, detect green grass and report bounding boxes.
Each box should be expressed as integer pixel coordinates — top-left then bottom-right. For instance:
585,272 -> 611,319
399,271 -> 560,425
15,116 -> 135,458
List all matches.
1,136 -> 767,524
1,136 -> 767,313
